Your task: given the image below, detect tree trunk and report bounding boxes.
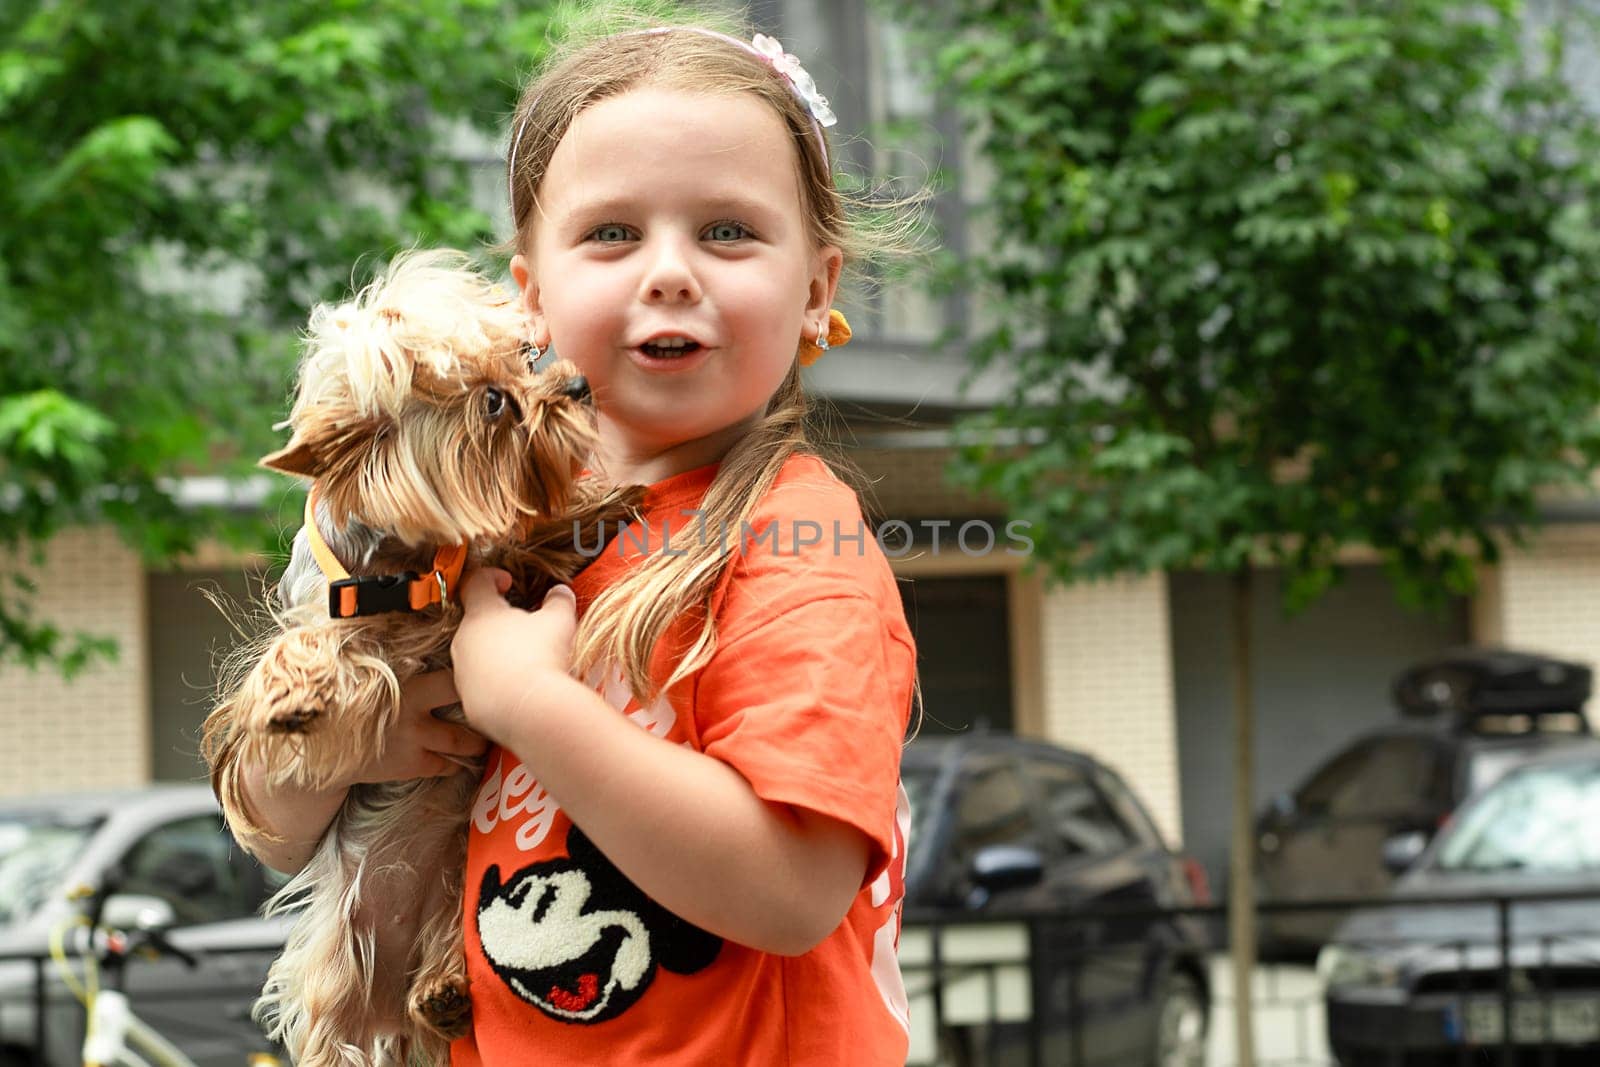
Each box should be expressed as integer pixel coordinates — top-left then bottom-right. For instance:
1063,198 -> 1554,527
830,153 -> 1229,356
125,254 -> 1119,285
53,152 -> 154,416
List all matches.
1230,566 -> 1257,1067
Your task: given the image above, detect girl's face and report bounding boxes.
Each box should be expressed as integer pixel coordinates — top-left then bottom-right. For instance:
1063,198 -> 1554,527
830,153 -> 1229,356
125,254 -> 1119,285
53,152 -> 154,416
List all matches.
511,87 -> 842,480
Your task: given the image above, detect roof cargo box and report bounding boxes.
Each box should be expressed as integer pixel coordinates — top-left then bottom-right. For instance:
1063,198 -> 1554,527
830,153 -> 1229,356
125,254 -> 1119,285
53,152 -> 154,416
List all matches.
1392,648 -> 1592,717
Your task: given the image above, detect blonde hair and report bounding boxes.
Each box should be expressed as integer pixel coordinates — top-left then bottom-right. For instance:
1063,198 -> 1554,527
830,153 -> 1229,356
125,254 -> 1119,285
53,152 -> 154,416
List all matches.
507,4 -> 921,701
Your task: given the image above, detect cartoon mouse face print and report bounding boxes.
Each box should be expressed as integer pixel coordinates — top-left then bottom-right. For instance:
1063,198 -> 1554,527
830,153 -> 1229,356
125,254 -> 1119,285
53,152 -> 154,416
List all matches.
476,826 -> 723,1024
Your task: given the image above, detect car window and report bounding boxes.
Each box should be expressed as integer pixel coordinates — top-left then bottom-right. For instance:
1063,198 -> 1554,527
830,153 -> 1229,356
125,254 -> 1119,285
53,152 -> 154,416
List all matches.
1435,761 -> 1600,873
1297,737 -> 1438,816
1026,758 -> 1134,858
902,764 -> 940,874
951,758 -> 1042,870
1094,767 -> 1165,849
1296,741 -> 1372,813
1464,745 -> 1563,797
120,814 -> 274,925
0,814 -> 102,926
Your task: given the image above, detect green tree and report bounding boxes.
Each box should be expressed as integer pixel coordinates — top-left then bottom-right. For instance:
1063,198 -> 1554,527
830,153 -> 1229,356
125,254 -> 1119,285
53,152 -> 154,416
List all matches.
886,1 -> 1600,1060
1,0 -> 555,673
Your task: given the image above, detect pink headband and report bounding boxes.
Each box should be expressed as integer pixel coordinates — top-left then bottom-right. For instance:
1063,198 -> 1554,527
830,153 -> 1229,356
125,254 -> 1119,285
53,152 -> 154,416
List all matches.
506,27 -> 838,220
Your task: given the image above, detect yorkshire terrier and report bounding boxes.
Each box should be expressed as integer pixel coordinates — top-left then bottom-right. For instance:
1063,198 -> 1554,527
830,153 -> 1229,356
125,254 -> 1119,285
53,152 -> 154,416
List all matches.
203,250 -> 635,1067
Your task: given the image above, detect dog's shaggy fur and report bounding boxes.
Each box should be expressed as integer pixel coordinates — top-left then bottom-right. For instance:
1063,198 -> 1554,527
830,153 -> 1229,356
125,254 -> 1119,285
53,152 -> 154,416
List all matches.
203,251 -> 636,1067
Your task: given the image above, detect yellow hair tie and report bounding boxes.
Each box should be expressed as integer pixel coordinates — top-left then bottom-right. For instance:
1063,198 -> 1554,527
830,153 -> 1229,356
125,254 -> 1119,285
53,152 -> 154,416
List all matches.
798,308 -> 852,367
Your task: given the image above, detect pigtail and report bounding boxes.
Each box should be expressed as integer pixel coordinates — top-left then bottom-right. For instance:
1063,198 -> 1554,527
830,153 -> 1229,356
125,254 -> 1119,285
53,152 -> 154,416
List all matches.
571,365 -> 809,700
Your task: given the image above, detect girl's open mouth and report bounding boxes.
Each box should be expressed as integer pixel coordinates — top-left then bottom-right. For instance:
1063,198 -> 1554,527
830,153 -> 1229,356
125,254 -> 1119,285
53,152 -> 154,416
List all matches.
639,341 -> 703,359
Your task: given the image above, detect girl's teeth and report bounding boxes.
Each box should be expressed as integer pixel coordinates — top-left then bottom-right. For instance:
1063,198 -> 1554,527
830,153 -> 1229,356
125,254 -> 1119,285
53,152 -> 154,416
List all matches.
642,341 -> 699,358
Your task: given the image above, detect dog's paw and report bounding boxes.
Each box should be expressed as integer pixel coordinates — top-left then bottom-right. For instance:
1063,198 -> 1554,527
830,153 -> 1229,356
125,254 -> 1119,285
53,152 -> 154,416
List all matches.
241,629 -> 344,739
265,707 -> 319,733
409,977 -> 472,1039
264,688 -> 327,734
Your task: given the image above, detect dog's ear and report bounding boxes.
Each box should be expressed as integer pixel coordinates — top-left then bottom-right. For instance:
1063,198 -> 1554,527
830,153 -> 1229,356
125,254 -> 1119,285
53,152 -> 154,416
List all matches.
259,435 -> 322,478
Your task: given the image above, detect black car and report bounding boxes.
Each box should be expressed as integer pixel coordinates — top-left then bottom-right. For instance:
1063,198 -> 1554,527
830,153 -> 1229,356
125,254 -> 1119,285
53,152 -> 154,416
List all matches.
1256,649 -> 1597,955
900,733 -> 1212,1067
1319,749 -> 1600,1065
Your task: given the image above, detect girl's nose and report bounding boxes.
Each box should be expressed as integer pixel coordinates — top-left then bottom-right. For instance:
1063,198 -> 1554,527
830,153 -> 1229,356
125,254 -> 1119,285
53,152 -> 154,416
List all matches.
639,236 -> 703,305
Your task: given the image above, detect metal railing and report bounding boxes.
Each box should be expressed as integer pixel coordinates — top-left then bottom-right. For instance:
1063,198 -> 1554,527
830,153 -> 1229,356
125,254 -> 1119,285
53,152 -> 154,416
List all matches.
3,954 -> 56,1066
7,891 -> 1600,1067
901,889 -> 1600,1067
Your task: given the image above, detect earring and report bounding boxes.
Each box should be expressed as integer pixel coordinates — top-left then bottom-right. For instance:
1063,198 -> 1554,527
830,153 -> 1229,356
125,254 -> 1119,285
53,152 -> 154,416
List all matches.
523,340 -> 545,368
797,308 -> 853,367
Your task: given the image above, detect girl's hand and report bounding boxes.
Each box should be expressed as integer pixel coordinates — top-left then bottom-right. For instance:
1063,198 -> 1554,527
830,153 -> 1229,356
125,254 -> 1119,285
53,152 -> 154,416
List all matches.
347,669 -> 488,785
235,669 -> 482,874
452,568 -> 579,744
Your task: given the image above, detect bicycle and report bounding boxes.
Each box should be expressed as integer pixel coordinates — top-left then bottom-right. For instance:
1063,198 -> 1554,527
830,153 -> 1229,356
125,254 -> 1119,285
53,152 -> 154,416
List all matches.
47,872 -> 282,1067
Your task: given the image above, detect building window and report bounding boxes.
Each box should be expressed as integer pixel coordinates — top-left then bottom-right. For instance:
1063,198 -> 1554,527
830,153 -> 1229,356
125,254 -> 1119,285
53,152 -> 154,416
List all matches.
900,574 -> 1014,734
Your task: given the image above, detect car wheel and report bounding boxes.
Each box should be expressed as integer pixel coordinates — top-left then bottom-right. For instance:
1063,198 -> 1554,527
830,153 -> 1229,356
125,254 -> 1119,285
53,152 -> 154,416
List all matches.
1152,970 -> 1208,1067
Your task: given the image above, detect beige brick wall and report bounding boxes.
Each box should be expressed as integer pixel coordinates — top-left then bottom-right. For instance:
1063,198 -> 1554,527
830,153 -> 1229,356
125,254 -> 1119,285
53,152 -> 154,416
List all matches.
1,528 -> 149,796
1036,573 -> 1184,846
1490,524 -> 1600,669
837,445 -> 1002,518
1472,564 -> 1505,645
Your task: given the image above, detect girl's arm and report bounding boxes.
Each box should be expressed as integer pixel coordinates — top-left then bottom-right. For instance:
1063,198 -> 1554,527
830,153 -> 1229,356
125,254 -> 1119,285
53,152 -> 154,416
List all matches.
228,671 -> 487,874
452,574 -> 870,957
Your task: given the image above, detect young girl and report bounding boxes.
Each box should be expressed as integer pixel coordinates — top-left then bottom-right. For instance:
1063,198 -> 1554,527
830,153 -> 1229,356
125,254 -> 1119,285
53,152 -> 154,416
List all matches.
233,9 -> 917,1065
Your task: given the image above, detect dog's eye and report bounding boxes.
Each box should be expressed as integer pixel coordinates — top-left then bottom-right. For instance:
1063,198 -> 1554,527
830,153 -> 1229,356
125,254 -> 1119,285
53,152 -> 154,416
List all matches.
485,387 -> 507,419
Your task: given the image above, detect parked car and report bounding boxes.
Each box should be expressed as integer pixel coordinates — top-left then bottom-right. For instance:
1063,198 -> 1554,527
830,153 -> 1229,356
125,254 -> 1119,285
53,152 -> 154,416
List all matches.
1256,648 -> 1597,956
901,732 -> 1213,1067
0,785 -> 290,1067
1319,748 -> 1600,1065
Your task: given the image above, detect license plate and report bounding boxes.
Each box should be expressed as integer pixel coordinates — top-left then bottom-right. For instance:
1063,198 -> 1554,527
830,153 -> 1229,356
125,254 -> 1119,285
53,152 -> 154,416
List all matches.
1464,999 -> 1600,1045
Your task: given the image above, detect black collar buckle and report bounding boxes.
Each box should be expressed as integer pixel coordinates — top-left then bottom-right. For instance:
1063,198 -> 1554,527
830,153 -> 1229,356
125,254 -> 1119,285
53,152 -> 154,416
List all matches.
329,573 -> 420,618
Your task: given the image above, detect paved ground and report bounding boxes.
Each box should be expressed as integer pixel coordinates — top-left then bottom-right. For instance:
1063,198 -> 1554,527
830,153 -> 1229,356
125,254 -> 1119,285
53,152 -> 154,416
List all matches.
1207,954 -> 1333,1067
902,939 -> 1335,1066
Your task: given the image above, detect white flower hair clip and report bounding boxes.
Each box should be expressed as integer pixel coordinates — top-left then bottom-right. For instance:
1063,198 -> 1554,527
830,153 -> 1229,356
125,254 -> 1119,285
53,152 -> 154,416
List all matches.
750,33 -> 838,129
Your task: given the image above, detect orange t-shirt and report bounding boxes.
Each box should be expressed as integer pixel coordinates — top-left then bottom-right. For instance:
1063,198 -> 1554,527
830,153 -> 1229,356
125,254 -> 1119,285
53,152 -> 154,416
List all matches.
452,454 -> 916,1066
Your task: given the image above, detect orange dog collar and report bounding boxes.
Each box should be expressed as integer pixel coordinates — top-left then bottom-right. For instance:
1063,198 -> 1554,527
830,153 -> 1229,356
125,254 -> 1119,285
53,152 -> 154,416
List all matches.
305,486 -> 470,619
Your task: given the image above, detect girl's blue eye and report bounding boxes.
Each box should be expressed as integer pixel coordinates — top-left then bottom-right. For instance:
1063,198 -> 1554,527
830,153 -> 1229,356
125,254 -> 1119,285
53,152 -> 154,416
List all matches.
706,221 -> 749,242
590,224 -> 631,242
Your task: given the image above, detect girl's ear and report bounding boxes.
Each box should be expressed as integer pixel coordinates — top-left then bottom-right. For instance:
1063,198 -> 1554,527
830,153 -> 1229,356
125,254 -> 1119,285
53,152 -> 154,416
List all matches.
510,253 -> 550,348
806,244 -> 844,319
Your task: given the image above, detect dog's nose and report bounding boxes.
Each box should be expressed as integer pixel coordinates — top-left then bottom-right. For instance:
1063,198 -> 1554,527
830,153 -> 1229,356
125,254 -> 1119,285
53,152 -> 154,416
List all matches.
562,375 -> 590,402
